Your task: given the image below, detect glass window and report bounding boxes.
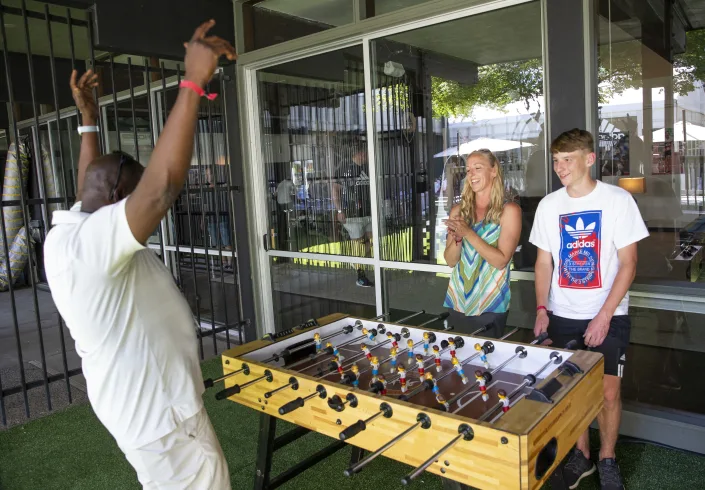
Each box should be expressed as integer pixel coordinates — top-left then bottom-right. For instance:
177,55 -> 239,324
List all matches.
270,257 -> 376,333
599,1 -> 705,288
256,46 -> 369,261
370,1 -> 545,267
382,268 -> 539,341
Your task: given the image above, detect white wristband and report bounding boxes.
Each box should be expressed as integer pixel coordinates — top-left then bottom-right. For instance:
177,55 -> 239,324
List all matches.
77,126 -> 99,135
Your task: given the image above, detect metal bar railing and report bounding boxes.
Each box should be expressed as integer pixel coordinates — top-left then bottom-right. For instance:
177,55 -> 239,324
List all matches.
86,9 -> 105,154
21,0 -> 53,411
109,54 -> 121,152
45,3 -> 73,404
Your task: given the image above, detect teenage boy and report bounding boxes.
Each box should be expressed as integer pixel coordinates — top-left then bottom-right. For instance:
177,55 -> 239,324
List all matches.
529,128 -> 648,489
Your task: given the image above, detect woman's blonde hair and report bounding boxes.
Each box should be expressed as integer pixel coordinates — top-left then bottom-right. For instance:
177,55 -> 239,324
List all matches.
459,149 -> 505,225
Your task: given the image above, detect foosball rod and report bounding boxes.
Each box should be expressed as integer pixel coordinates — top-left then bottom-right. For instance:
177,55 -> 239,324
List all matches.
204,363 -> 250,389
215,370 -> 273,400
476,351 -> 562,422
397,328 -> 521,398
263,311 -> 407,365
343,413 -> 432,476
278,384 -> 327,415
364,334 -> 456,385
400,424 -> 474,485
339,402 -> 393,441
320,327 -> 409,375
383,323 -> 496,385
264,376 -> 299,399
446,346 -> 528,410
291,309 -> 427,372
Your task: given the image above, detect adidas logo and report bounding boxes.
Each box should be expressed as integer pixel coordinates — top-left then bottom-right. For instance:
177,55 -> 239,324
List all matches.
567,240 -> 596,249
565,217 -> 596,240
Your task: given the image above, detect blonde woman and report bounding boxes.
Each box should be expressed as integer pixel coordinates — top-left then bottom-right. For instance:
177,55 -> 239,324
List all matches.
443,149 -> 522,337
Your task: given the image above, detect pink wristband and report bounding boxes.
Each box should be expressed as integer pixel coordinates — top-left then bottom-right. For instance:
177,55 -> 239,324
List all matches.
179,80 -> 218,100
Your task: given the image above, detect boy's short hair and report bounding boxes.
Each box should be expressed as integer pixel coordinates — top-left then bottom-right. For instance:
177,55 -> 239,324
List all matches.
550,128 -> 594,154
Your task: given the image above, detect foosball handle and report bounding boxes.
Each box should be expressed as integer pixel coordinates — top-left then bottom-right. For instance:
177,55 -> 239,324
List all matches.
215,384 -> 241,400
279,397 -> 305,415
204,378 -> 215,389
564,339 -> 579,350
534,331 -> 549,344
340,420 -> 367,440
559,361 -> 584,377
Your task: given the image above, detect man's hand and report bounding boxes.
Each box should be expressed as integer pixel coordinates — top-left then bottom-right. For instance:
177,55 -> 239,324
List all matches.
70,69 -> 99,121
584,311 -> 611,347
183,20 -> 237,87
534,309 -> 549,337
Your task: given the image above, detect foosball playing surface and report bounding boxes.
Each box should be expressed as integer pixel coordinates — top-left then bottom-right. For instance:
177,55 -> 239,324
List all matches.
210,312 -> 604,490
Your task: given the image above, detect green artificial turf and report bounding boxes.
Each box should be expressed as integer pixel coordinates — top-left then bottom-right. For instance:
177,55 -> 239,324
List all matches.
1,358 -> 704,489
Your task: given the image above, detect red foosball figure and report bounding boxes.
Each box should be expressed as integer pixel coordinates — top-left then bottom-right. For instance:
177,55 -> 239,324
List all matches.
433,345 -> 442,372
498,389 -> 510,413
361,343 -> 372,360
398,365 -> 407,393
387,332 -> 399,350
475,370 -> 489,402
378,375 -> 388,396
448,338 -> 456,358
415,354 -> 425,377
335,356 -> 344,378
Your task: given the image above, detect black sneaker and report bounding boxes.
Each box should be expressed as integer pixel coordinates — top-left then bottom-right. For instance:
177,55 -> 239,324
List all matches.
356,270 -> 373,287
563,448 -> 596,489
597,458 -> 624,490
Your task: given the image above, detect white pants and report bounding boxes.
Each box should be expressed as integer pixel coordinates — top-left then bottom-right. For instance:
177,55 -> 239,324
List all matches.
343,216 -> 372,240
123,408 -> 231,490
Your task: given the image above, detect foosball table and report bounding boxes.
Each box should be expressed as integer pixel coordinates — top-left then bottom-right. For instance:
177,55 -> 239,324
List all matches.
210,311 -> 604,489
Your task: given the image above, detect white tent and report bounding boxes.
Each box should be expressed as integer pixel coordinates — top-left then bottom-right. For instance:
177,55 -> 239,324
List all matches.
653,121 -> 705,142
433,137 -> 534,158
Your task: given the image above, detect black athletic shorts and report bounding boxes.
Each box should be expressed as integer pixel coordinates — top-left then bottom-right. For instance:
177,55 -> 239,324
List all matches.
547,313 -> 630,377
447,309 -> 508,339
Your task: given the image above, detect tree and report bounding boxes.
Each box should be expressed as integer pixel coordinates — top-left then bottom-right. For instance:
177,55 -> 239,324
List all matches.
431,29 -> 705,118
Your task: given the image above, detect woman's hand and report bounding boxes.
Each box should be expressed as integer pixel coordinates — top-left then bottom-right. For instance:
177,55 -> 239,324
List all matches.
444,218 -> 474,242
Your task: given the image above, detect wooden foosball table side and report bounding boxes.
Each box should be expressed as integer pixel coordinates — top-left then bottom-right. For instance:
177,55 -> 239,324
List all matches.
219,354 -> 529,489
494,351 -> 605,490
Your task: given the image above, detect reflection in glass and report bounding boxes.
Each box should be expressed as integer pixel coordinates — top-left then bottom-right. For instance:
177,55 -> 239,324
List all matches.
599,1 -> 705,287
370,1 -> 545,267
256,45 -> 371,276
270,257 -> 376,333
382,268 -> 538,341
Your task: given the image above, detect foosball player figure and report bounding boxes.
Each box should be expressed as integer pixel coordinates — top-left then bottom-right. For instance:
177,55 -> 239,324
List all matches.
448,337 -> 457,358
427,374 -> 450,411
362,327 -> 376,343
452,356 -> 468,384
371,356 -> 380,382
407,339 -> 415,365
351,364 -> 360,388
378,374 -> 388,396
415,354 -> 425,377
398,365 -> 408,393
389,346 -> 398,374
331,343 -> 344,361
475,342 -> 490,369
423,332 -> 431,355
475,369 -> 489,401
314,332 -> 322,352
335,355 -> 345,379
387,331 -> 399,350
433,345 -> 442,372
497,389 -> 510,413
361,343 -> 372,360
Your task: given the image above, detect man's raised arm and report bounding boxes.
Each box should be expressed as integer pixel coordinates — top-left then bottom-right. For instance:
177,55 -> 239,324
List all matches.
125,20 -> 236,244
71,69 -> 100,203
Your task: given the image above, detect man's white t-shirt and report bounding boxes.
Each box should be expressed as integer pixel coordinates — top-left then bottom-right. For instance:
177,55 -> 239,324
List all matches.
529,180 -> 649,319
43,199 -> 204,451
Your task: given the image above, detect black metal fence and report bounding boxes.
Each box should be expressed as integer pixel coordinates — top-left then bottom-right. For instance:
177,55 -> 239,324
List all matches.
0,0 -> 245,428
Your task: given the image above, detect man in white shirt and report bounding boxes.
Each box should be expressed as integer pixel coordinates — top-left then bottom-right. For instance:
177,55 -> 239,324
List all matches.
43,21 -> 236,489
529,129 -> 648,490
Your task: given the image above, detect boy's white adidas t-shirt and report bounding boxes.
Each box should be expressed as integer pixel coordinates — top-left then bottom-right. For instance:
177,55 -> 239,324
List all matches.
529,180 -> 649,319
